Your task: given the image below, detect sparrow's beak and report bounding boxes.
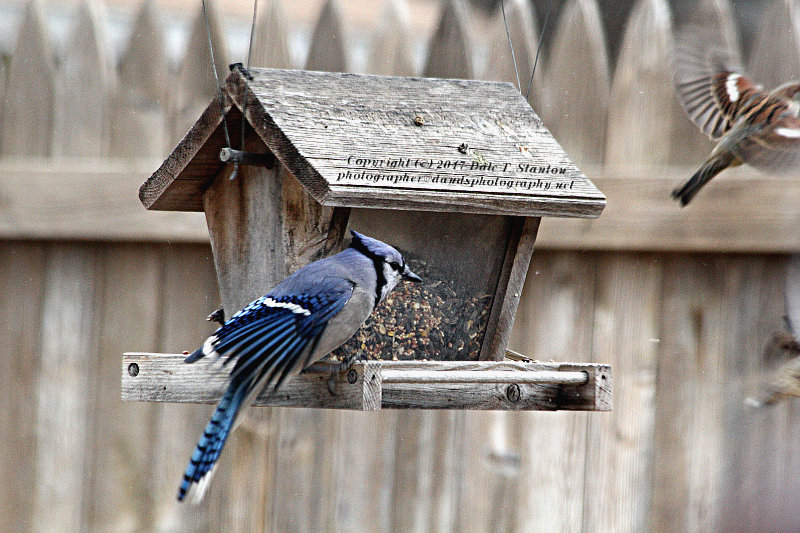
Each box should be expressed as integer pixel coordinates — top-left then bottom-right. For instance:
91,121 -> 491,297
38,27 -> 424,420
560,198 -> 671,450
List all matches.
402,265 -> 422,282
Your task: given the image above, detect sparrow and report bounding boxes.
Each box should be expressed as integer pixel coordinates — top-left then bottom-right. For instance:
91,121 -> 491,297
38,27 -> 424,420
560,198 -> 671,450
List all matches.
671,27 -> 800,206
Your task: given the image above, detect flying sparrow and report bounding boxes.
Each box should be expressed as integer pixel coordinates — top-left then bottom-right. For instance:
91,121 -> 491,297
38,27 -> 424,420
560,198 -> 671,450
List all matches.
671,28 -> 800,206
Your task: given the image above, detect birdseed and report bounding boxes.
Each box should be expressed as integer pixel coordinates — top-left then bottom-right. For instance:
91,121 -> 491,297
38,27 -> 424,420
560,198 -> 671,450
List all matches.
332,253 -> 493,361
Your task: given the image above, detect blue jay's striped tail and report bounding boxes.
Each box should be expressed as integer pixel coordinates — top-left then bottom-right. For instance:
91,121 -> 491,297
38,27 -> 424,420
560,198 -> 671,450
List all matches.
177,381 -> 247,502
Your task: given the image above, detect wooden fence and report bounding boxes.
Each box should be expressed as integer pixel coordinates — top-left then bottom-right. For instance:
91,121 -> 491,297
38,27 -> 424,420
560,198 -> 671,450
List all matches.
2,0 -> 800,531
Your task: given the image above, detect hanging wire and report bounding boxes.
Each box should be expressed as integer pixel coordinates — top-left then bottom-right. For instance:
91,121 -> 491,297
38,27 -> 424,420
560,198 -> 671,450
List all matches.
500,0 -> 522,92
240,0 -> 259,162
201,0 -> 232,150
526,1 -> 554,100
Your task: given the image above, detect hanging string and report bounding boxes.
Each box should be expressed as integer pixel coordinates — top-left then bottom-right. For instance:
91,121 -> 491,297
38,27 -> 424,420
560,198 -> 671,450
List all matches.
526,1 -> 554,100
501,0 -> 521,93
201,0 -> 232,150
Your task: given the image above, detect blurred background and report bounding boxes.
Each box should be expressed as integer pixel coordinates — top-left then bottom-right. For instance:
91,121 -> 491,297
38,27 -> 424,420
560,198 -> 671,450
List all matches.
2,0 -> 800,531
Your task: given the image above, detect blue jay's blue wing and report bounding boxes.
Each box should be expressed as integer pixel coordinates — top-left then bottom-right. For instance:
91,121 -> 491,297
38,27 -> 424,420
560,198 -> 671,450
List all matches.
177,277 -> 354,502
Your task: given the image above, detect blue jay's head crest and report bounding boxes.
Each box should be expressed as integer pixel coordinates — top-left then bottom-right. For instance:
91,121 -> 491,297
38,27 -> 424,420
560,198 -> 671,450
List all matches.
349,230 -> 422,302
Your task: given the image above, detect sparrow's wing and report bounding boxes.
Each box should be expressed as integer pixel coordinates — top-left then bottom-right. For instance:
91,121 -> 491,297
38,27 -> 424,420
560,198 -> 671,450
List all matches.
730,116 -> 800,174
673,27 -> 763,140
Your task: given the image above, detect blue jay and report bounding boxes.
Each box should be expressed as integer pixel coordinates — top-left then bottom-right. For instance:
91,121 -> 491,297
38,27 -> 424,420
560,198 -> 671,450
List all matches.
177,230 -> 421,502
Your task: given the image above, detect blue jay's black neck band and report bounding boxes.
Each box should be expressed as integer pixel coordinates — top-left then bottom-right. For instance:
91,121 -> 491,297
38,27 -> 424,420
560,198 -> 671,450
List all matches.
350,237 -> 385,308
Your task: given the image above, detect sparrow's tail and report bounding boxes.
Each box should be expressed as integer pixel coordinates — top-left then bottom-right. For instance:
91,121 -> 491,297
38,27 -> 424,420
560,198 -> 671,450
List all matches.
672,152 -> 738,206
177,379 -> 248,502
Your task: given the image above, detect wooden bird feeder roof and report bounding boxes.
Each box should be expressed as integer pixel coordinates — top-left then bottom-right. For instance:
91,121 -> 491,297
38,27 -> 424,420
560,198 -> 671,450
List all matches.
140,67 -> 606,218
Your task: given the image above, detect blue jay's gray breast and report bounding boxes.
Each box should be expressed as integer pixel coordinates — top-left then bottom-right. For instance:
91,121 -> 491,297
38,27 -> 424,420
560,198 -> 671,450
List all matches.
311,284 -> 375,359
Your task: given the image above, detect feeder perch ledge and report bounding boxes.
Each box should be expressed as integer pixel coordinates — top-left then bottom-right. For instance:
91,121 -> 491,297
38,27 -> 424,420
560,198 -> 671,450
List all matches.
122,353 -> 612,411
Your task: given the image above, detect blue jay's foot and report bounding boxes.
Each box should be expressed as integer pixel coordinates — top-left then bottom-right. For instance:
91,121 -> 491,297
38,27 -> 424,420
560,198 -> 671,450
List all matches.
327,355 -> 359,396
207,307 -> 225,325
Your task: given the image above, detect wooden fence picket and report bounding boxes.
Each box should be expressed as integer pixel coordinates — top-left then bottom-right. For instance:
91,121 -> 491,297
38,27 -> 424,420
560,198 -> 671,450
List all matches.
305,0 -> 349,72
0,0 -> 55,156
481,0 -> 538,101
53,0 -> 113,156
423,0 -> 473,79
605,0 -> 676,168
110,0 -> 169,158
170,0 -> 229,144
540,0 -> 608,168
366,0 -> 416,76
249,0 -> 292,69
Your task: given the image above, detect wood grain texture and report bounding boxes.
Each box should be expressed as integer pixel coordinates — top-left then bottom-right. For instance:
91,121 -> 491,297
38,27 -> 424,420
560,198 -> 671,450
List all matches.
0,160 -> 207,241
249,0 -> 292,69
482,0 -> 538,105
508,251 -> 597,532
9,162 -> 800,251
543,0 -> 609,167
605,0 -> 683,167
534,167 -> 800,252
0,243 -> 46,533
32,244 -> 102,532
583,253 -> 661,532
305,0 -> 349,72
423,0 -> 473,79
110,0 -> 169,158
123,355 -> 610,411
366,0 -> 416,77
86,245 -> 162,531
52,0 -> 112,157
0,0 -> 55,156
169,0 -> 229,144
220,68 -> 604,217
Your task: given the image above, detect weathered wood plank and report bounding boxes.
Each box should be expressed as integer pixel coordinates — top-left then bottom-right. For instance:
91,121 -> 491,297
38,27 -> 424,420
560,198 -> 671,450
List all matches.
0,0 -> 55,156
542,0 -> 609,167
605,0 -> 684,167
535,167 -> 800,252
482,0 -> 538,99
0,160 -> 207,241
423,0 -> 473,79
86,245 -> 162,531
509,251 -> 597,531
169,0 -> 229,144
249,0 -> 292,69
583,253 -> 661,532
32,244 -> 103,532
110,0 -> 169,158
305,0 -> 349,72
122,355 -> 610,411
52,0 -> 112,157
147,245 -> 216,531
366,0 -> 415,76
0,243 -> 46,533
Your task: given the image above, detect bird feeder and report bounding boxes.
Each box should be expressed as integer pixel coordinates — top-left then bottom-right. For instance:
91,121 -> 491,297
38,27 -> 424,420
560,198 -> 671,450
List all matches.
124,67 -> 611,411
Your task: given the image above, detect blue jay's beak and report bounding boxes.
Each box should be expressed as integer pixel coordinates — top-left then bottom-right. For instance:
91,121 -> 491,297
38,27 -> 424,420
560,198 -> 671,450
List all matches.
402,265 -> 422,282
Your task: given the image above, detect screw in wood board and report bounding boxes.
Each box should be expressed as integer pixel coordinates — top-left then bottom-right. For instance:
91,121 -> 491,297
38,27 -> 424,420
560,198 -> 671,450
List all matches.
347,369 -> 358,384
458,143 -> 469,154
128,363 -> 139,377
413,115 -> 425,126
506,383 -> 521,402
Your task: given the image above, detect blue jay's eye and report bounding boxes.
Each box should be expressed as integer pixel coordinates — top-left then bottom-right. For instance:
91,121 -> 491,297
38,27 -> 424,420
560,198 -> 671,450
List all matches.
388,261 -> 402,271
